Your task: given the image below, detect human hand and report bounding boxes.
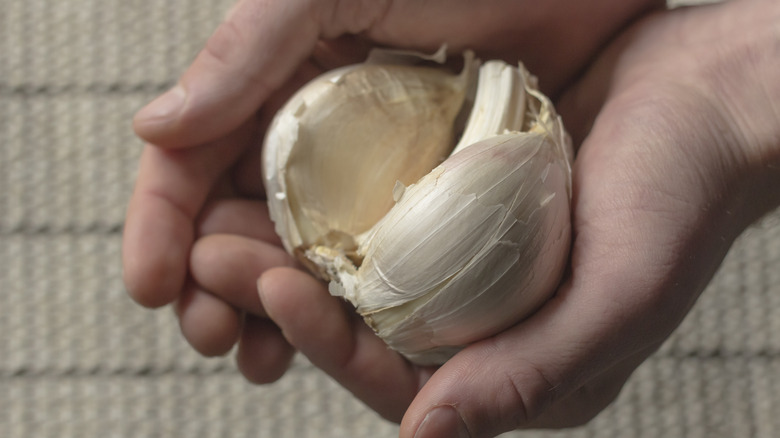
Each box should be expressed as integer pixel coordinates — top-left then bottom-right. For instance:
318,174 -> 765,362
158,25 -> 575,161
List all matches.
253,0 -> 780,436
122,0 -> 662,383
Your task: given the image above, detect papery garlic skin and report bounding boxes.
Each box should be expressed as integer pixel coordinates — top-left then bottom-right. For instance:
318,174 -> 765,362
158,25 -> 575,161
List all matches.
264,51 -> 572,365
333,133 -> 570,364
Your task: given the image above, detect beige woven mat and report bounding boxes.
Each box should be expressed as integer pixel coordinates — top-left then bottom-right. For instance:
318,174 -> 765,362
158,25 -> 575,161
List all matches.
1,0 -> 778,437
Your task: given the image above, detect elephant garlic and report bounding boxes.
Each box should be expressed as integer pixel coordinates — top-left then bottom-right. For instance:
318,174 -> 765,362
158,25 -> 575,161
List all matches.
263,50 -> 573,365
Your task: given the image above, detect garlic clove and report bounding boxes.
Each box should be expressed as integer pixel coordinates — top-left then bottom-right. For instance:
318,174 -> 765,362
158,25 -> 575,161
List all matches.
347,132 -> 571,364
263,59 -> 476,271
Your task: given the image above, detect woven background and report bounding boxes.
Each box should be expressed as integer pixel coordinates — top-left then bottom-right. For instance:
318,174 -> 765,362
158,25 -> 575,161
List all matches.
1,0 -> 778,437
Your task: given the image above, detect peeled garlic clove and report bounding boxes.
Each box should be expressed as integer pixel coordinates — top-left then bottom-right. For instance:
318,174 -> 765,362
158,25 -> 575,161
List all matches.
263,50 -> 573,365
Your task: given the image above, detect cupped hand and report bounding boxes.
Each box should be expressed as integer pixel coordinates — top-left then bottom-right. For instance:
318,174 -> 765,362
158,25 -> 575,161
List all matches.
258,0 -> 779,436
122,0 -> 660,384
122,0 -> 780,436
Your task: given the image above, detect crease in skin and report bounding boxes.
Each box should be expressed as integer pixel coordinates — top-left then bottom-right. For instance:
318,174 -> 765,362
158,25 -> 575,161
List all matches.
319,0 -> 394,36
196,199 -> 282,245
191,233 -> 297,314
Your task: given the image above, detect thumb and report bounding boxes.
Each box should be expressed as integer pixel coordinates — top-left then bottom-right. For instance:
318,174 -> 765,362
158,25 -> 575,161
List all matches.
398,286 -> 605,438
398,257 -> 694,438
133,0 -> 382,148
133,0 -> 315,147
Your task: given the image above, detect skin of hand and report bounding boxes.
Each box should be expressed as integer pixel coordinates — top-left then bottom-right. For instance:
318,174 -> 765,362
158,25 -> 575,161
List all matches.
122,0 -> 780,437
123,0 -> 662,380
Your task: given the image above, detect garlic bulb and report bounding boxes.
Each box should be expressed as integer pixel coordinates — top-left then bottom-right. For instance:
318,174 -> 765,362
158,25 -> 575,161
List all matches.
263,50 -> 573,365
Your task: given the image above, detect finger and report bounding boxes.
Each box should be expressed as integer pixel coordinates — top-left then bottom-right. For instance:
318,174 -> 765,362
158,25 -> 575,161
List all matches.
368,0 -> 667,95
397,279 -> 629,438
197,199 -> 281,246
133,0 -> 389,148
230,55 -> 334,197
122,124 -> 252,308
133,0 -> 313,146
175,283 -> 242,357
134,0 -> 666,148
198,38 -> 371,197
189,234 -> 295,315
236,314 -> 297,384
258,267 -> 430,422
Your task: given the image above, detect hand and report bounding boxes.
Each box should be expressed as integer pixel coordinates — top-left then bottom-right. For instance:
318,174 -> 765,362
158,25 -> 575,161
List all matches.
257,0 -> 780,436
122,0 -> 661,382
122,0 -> 780,436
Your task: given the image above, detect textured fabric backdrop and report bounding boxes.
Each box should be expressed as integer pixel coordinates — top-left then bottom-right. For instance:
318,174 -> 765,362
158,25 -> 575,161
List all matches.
1,0 -> 778,437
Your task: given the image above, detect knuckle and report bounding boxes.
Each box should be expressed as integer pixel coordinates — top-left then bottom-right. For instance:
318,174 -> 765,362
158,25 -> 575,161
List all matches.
201,17 -> 272,98
203,19 -> 246,70
504,359 -> 562,426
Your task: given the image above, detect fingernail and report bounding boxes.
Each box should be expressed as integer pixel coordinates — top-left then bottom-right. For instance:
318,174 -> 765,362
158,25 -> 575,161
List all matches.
137,85 -> 186,121
256,277 -> 266,301
414,406 -> 470,438
256,276 -> 273,315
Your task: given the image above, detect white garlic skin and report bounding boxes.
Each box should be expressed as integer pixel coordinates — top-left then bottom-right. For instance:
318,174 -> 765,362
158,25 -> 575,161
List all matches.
337,132 -> 571,365
263,52 -> 572,365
